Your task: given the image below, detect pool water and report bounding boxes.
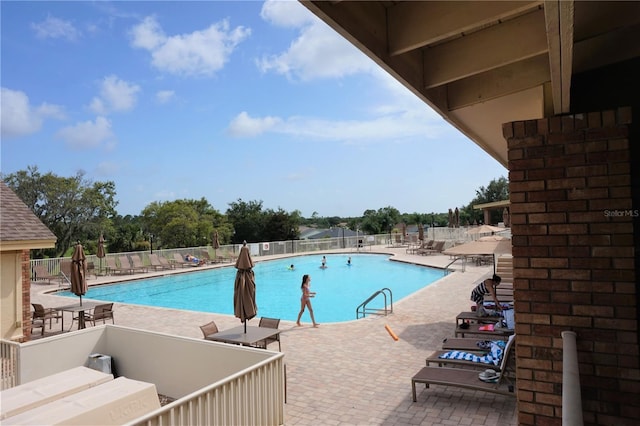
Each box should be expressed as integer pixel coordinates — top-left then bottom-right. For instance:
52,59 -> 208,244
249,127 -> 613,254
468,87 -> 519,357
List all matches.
58,254 -> 444,323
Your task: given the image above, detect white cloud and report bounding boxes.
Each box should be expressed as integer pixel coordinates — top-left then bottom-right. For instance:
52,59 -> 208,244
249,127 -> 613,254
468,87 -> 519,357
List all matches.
258,5 -> 375,81
155,90 -> 175,104
0,88 -> 65,138
130,16 -> 251,77
260,0 -> 314,28
55,116 -> 114,149
89,75 -> 140,114
227,111 -> 282,137
227,106 -> 443,144
31,16 -> 81,41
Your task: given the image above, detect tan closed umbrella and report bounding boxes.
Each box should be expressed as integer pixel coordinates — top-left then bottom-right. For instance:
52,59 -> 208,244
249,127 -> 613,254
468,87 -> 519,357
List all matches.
212,231 -> 220,262
71,242 -> 88,305
418,224 -> 424,241
234,241 -> 257,333
96,234 -> 106,274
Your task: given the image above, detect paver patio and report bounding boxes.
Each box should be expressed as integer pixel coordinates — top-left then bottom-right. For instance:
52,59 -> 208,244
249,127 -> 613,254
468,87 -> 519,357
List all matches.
30,247 -> 517,425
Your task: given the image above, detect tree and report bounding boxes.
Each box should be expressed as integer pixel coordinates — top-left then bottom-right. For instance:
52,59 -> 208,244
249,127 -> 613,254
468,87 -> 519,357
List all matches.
462,176 -> 509,224
4,166 -> 117,257
226,199 -> 265,243
360,206 -> 401,236
262,208 -> 300,242
140,198 -> 226,249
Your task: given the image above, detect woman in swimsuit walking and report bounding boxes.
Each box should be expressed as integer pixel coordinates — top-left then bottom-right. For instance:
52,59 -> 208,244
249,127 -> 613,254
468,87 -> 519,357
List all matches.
296,274 -> 319,327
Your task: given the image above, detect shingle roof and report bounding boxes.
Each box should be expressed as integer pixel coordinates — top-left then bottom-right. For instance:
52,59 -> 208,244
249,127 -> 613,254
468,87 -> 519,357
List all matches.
0,182 -> 56,248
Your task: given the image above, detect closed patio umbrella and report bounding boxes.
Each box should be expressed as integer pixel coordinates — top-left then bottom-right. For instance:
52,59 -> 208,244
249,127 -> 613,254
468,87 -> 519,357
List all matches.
418,224 -> 424,241
96,234 -> 106,274
212,231 -> 220,262
234,241 -> 257,333
71,242 -> 88,305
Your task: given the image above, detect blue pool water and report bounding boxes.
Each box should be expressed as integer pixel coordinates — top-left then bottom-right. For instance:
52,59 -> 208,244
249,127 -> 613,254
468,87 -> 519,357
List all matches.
58,254 -> 444,323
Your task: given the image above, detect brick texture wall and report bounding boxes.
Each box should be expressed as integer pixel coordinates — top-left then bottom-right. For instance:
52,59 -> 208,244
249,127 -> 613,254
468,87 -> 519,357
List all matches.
504,107 -> 639,425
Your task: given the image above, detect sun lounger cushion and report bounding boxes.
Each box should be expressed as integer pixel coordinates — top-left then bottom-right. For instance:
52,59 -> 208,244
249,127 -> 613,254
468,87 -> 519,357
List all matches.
438,340 -> 505,366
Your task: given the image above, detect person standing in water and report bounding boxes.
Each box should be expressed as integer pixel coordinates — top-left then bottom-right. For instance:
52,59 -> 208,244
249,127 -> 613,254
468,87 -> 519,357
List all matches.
296,274 -> 318,327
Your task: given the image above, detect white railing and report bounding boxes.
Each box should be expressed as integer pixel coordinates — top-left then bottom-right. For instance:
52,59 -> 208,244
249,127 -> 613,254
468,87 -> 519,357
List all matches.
1,339 -> 20,390
130,358 -> 285,426
3,326 -> 285,425
29,227 -> 491,282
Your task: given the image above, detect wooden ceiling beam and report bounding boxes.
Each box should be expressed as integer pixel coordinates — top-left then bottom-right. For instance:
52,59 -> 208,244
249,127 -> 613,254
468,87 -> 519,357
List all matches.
422,9 -> 547,89
440,54 -> 550,111
388,1 -> 543,55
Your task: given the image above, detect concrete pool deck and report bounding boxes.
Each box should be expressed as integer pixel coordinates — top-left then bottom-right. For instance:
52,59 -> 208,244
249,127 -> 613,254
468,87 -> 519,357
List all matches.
30,247 -> 517,425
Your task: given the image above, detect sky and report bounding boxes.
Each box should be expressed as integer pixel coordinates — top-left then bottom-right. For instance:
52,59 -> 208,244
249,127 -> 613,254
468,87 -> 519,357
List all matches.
1,1 -> 507,218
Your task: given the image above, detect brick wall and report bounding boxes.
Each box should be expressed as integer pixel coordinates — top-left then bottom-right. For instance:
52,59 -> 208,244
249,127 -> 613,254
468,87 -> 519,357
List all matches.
504,107 -> 639,425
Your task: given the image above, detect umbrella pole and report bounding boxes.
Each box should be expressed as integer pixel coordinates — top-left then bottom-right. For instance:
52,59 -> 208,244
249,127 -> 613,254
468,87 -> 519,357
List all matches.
244,319 -> 247,333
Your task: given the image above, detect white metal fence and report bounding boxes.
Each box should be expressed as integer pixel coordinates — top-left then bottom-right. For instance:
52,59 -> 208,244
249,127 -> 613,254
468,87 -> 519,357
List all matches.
29,227 -> 500,283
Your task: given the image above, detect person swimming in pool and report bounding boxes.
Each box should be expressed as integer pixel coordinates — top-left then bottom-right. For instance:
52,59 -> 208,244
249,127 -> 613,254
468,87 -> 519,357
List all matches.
288,264 -> 295,270
347,256 -> 351,266
320,256 -> 327,269
296,274 -> 318,327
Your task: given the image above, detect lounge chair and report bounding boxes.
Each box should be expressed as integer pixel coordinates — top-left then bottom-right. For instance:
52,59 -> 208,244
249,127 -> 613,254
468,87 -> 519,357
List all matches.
200,321 -> 219,339
119,256 -> 142,274
257,317 -> 281,351
157,255 -> 176,270
148,253 -> 170,271
426,337 -> 513,372
31,303 -> 62,335
106,256 -> 132,275
418,240 -> 445,255
32,265 -> 62,285
82,303 -> 115,326
129,254 -> 149,273
59,260 -> 72,284
441,337 -> 508,351
411,335 -> 516,401
172,253 -> 192,268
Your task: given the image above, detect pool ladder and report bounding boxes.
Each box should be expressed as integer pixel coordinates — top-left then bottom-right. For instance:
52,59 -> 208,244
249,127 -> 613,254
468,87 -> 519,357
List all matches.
356,288 -> 393,319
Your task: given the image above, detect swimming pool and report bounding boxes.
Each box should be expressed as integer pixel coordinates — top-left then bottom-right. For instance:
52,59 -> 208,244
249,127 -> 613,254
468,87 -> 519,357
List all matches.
58,254 -> 444,323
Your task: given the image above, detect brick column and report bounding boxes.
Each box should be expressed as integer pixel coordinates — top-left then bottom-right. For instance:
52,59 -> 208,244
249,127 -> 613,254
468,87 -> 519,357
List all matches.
21,249 -> 32,341
504,107 -> 639,425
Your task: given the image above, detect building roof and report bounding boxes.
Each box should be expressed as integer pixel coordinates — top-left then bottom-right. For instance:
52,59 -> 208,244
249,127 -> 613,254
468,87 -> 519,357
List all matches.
301,1 -> 640,167
0,182 -> 56,251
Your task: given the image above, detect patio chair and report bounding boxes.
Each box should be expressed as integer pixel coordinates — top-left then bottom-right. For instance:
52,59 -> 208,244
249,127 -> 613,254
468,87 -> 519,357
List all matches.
158,255 -> 176,270
32,264 -> 62,285
31,303 -> 62,335
411,335 -> 516,401
257,317 -> 281,351
200,321 -> 219,339
172,253 -> 192,268
82,303 -> 115,326
425,337 -> 513,372
120,255 -> 145,274
148,253 -> 170,271
129,254 -> 149,273
105,256 -> 132,275
418,240 -> 445,255
59,260 -> 72,284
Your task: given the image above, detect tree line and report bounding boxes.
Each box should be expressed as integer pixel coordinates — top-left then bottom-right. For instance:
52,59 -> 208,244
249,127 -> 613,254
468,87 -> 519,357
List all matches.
3,166 -> 508,258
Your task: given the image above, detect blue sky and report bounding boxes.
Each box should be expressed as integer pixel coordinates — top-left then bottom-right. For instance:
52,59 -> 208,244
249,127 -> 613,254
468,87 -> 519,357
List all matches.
1,1 -> 507,218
